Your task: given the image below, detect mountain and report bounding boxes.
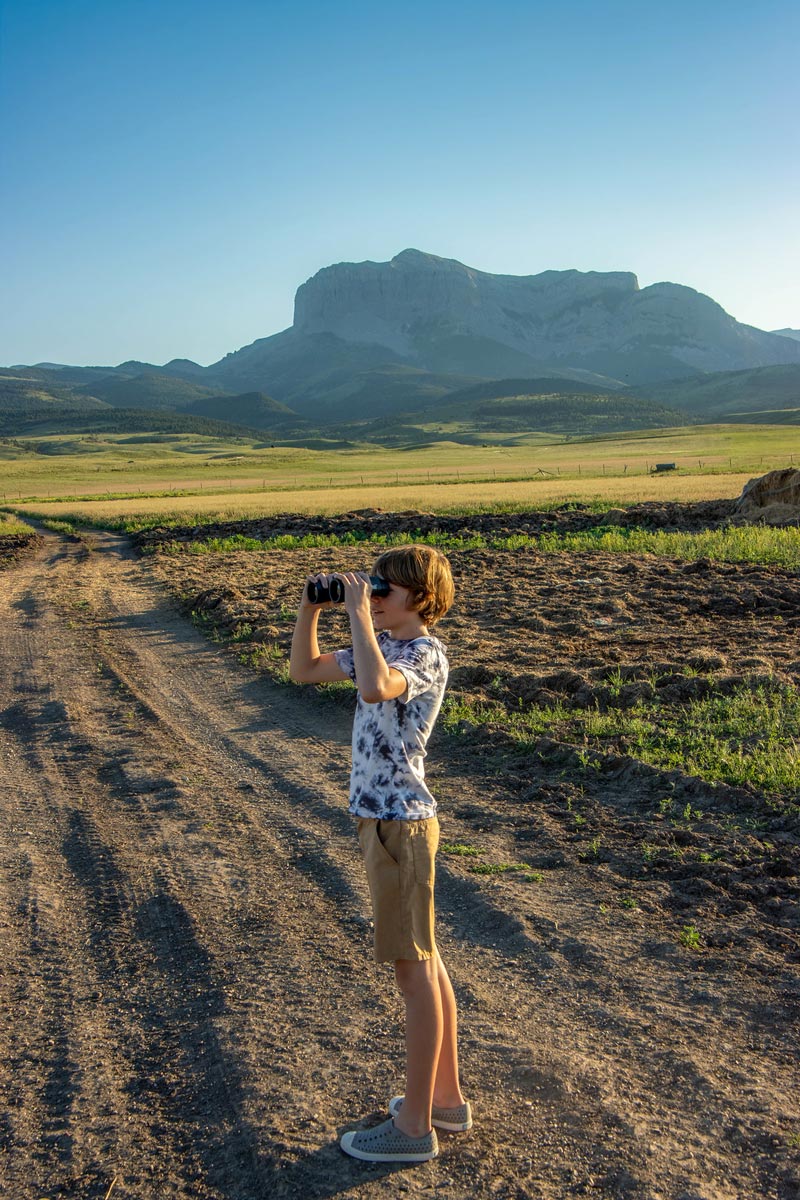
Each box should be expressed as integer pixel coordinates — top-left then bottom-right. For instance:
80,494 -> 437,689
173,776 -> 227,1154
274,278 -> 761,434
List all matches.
74,372 -> 229,410
7,252 -> 800,432
634,363 -> 800,420
206,250 -> 800,409
0,373 -> 107,422
184,391 -> 297,429
115,358 -> 208,381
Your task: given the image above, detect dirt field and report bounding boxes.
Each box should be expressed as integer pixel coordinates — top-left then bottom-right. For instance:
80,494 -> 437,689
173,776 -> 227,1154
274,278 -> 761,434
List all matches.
1,515 -> 798,1200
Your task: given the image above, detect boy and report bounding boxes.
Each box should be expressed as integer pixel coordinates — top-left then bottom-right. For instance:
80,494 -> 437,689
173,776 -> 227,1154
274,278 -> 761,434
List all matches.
289,544 -> 471,1164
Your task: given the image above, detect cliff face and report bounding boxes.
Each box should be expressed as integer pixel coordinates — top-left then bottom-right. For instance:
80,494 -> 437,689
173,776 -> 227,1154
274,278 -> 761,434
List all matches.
294,249 -> 639,359
206,250 -> 800,406
291,249 -> 800,376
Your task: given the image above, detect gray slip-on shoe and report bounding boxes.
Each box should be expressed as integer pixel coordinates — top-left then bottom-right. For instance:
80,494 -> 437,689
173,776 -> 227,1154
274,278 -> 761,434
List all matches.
389,1095 -> 473,1132
340,1116 -> 438,1163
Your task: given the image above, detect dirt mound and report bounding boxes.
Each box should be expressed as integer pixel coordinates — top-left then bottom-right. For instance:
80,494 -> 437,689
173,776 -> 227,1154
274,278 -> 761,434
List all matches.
734,468 -> 800,526
0,531 -> 42,569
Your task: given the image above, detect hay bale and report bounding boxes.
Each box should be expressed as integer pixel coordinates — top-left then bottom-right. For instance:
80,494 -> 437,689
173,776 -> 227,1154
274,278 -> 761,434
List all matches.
735,468 -> 800,521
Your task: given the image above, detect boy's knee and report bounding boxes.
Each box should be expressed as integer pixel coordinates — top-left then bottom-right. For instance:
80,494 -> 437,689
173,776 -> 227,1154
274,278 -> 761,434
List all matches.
394,956 -> 438,996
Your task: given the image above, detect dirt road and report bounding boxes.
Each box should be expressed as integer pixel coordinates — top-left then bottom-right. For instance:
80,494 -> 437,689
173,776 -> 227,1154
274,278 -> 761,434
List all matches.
0,529 -> 798,1200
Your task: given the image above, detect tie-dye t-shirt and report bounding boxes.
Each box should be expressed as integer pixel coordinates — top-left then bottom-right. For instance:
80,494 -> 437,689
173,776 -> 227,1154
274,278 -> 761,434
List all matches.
333,631 -> 449,820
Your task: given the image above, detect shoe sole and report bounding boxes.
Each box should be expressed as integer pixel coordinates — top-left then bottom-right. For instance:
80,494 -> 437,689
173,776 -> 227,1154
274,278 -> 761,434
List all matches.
341,1144 -> 439,1163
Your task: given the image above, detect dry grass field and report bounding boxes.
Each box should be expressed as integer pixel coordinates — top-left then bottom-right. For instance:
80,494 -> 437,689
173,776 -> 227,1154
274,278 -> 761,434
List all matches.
10,468 -> 762,525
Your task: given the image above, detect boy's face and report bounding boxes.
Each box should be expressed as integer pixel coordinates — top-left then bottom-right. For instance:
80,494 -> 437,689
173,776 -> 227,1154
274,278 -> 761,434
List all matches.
369,577 -> 416,632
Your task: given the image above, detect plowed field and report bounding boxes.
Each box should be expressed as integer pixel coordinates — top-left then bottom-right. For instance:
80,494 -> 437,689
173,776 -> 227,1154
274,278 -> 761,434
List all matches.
1,512 -> 798,1200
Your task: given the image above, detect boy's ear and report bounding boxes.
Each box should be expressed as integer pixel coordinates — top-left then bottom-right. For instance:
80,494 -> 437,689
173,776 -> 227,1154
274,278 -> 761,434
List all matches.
408,589 -> 425,613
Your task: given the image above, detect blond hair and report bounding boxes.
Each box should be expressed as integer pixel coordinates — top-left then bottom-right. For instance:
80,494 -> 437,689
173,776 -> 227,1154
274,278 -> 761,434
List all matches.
373,544 -> 455,626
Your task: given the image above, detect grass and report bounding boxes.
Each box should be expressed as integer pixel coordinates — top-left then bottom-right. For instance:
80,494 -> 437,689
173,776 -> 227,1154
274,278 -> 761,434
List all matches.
0,515 -> 34,537
3,422 -> 797,522
441,683 -> 800,800
39,517 -> 78,536
440,841 -> 542,881
75,523 -> 800,569
5,470 -> 762,524
441,841 -> 481,856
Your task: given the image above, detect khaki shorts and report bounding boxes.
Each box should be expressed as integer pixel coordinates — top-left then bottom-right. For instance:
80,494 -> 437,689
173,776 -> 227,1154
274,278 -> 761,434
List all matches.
357,816 -> 439,963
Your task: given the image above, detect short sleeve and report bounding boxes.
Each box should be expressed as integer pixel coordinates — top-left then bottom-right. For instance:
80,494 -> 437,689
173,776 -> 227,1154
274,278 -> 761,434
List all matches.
333,646 -> 357,682
391,640 -> 447,704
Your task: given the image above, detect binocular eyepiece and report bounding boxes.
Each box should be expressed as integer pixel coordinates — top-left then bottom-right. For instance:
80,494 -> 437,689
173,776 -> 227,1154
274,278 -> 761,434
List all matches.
307,575 -> 391,605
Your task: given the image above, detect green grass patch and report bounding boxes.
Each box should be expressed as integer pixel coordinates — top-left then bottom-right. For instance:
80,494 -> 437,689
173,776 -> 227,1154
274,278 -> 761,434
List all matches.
441,841 -> 482,857
467,862 -> 542,880
442,683 -> 800,801
39,517 -> 77,536
533,524 -> 800,567
131,523 -> 800,568
0,515 -> 34,537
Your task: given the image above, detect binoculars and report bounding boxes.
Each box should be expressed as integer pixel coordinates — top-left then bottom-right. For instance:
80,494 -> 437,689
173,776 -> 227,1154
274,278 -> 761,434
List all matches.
307,575 -> 391,605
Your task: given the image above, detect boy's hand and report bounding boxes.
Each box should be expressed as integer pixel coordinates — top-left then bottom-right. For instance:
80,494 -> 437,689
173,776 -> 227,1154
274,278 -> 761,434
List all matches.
339,571 -> 373,618
301,573 -> 336,610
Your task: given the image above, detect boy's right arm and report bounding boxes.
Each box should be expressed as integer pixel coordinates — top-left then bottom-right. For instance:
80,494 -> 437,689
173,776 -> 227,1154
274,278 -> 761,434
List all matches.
289,579 -> 350,685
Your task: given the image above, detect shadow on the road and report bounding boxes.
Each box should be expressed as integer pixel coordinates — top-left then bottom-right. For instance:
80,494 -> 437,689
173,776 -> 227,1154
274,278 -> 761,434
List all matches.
243,1140 -> 409,1200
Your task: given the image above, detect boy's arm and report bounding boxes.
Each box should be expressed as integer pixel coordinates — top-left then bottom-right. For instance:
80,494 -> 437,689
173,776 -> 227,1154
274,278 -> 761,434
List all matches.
341,572 -> 407,704
289,579 -> 350,685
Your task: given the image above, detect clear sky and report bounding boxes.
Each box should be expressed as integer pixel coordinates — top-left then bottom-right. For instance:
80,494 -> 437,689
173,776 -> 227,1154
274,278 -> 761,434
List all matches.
2,0 -> 798,367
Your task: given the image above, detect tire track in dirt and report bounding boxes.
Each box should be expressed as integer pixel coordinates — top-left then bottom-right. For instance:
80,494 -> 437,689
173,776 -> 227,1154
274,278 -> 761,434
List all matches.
1,527 -> 797,1200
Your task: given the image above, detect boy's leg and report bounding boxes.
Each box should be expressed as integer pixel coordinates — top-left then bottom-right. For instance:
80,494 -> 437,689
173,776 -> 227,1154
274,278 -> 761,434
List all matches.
393,957 -> 443,1138
432,950 -> 465,1108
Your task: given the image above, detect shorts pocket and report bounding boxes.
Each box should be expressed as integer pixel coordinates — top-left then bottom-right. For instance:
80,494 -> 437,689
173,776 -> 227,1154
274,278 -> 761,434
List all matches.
410,819 -> 438,886
375,820 -> 400,865
359,819 -> 400,869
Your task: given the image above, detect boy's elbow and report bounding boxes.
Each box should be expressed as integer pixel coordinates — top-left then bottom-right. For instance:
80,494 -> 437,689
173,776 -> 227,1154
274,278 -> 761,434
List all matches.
360,683 -> 398,703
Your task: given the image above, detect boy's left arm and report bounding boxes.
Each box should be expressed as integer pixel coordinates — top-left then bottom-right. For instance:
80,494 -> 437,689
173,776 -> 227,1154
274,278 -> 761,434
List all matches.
341,573 -> 407,704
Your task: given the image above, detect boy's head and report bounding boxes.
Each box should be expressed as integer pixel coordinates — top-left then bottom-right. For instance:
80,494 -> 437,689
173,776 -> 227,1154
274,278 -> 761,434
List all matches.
372,544 -> 454,626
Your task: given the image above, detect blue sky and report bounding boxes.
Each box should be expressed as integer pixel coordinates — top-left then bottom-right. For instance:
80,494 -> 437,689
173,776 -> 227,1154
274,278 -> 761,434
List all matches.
2,0 -> 798,366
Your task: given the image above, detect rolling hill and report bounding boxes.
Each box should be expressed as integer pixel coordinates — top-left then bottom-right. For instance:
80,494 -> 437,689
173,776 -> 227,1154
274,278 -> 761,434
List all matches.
634,364 -> 800,419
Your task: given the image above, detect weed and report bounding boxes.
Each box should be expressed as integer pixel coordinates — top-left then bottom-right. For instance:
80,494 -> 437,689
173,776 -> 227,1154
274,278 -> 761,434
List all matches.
579,837 -> 602,862
317,680 -> 355,700
41,517 -> 77,536
238,642 -> 287,670
441,842 -> 481,857
679,924 -> 702,950
467,861 -> 535,876
606,667 -> 625,699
